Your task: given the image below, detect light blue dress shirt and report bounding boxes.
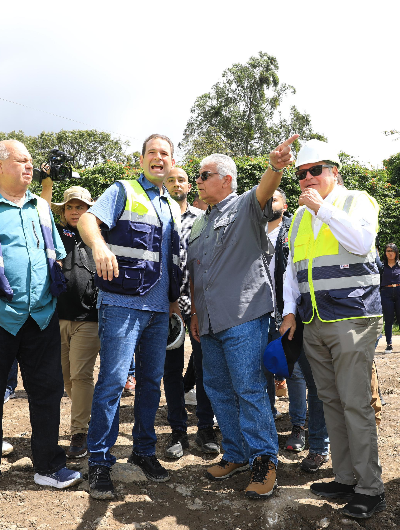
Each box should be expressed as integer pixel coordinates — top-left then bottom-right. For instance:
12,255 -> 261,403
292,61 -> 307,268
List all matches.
0,190 -> 66,336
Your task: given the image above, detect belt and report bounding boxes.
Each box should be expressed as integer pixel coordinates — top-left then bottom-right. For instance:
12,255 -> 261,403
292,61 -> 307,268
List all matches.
384,284 -> 400,288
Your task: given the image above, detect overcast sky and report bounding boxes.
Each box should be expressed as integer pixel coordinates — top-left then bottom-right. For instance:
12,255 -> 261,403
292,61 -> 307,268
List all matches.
1,0 -> 399,167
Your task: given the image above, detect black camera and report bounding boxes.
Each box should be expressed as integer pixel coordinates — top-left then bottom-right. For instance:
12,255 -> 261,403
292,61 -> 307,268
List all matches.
33,149 -> 80,182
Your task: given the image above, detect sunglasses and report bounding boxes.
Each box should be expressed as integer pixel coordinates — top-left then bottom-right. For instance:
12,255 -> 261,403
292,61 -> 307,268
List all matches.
198,171 -> 220,181
295,164 -> 333,180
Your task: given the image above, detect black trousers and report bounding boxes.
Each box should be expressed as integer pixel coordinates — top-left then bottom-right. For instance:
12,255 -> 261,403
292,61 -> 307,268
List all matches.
0,312 -> 66,473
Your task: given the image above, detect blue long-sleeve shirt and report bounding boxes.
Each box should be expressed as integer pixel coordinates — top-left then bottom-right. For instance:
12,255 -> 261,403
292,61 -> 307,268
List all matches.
0,190 -> 66,335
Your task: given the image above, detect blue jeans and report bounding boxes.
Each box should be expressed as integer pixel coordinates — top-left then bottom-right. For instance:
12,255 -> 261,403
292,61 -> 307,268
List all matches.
164,316 -> 214,431
381,286 -> 400,345
200,315 -> 278,466
87,305 -> 169,467
287,350 -> 330,455
263,318 -> 279,417
0,314 -> 65,473
6,358 -> 18,391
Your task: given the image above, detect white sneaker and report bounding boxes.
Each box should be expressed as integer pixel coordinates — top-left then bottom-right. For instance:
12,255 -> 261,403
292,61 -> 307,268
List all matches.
185,388 -> 197,405
2,441 -> 13,456
34,467 -> 83,489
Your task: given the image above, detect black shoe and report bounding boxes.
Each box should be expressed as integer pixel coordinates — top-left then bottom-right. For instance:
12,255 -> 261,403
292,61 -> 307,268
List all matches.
128,452 -> 170,482
88,465 -> 115,500
165,430 -> 189,459
342,492 -> 386,518
384,344 -> 392,354
66,433 -> 87,459
311,480 -> 355,499
195,426 -> 220,454
301,452 -> 329,473
285,425 -> 306,452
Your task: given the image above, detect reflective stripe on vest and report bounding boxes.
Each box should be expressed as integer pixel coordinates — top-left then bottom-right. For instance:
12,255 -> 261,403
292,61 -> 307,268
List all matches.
95,179 -> 182,299
289,189 -> 382,323
122,180 -> 180,267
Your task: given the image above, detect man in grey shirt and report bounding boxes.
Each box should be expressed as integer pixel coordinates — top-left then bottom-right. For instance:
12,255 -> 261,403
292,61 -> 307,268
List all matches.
189,135 -> 298,499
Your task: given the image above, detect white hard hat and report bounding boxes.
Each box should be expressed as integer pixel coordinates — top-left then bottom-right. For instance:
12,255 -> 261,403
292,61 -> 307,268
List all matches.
166,313 -> 185,350
295,139 -> 342,170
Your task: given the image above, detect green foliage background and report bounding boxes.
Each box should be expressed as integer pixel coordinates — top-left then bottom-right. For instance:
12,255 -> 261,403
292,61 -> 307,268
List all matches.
29,152 -> 400,257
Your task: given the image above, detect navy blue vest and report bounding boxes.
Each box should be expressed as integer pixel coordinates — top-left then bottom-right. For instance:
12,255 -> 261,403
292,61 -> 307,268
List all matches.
95,180 -> 182,301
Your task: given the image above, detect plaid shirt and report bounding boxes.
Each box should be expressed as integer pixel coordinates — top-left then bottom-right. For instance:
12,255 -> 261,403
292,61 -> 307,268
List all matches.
178,204 -> 203,319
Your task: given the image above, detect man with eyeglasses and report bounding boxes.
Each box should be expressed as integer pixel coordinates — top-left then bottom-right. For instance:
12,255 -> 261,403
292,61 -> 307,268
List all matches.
280,139 -> 385,519
188,135 -> 298,499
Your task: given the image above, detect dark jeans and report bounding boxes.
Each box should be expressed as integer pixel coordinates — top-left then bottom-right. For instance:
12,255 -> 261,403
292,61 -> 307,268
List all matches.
164,316 -> 214,431
0,314 -> 65,473
293,350 -> 330,455
128,354 -> 135,376
6,358 -> 18,391
381,286 -> 400,345
183,354 -> 195,393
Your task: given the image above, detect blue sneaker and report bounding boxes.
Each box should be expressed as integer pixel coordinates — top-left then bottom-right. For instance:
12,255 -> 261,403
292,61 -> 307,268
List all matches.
34,467 -> 83,489
4,387 -> 15,404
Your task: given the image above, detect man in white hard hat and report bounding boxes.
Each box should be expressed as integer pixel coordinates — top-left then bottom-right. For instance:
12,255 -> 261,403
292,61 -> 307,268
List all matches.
280,139 -> 385,519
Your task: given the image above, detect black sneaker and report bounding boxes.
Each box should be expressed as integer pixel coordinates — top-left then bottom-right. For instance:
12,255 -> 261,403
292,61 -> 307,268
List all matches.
342,492 -> 386,518
165,430 -> 189,459
285,425 -> 305,452
195,426 -> 220,454
384,344 -> 393,354
66,433 -> 87,459
128,452 -> 170,482
88,465 -> 115,500
311,480 -> 355,499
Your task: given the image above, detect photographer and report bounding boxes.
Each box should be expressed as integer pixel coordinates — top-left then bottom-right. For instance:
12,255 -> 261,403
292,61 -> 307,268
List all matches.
42,178 -> 100,459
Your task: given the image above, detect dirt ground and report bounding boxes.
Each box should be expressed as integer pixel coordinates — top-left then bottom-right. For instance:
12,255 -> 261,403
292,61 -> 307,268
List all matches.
1,336 -> 399,530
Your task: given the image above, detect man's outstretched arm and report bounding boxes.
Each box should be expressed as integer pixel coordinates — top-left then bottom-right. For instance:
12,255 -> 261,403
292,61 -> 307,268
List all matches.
78,212 -> 119,281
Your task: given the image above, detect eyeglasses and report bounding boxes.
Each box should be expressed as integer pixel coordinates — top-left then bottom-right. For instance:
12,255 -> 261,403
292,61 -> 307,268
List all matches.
197,171 -> 220,181
295,165 -> 333,180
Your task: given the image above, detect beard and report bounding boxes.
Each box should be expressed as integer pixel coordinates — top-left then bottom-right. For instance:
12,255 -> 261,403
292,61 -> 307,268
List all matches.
170,191 -> 187,202
269,208 -> 284,222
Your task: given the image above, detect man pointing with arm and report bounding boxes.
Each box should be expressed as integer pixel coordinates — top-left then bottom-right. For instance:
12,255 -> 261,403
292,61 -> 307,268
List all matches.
189,136 -> 298,499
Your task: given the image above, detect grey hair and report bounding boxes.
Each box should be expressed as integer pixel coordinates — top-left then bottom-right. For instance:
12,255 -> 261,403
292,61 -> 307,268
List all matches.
0,140 -> 27,160
0,143 -> 10,160
201,153 -> 237,192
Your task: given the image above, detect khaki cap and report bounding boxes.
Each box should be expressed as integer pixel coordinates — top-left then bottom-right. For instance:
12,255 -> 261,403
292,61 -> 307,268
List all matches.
51,186 -> 94,215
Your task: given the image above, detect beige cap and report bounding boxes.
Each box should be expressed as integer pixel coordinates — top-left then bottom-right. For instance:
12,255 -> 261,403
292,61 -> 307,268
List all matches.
51,186 -> 94,215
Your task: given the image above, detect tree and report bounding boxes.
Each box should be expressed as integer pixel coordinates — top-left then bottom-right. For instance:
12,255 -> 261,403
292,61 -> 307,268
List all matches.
0,129 -> 132,169
179,52 -> 324,159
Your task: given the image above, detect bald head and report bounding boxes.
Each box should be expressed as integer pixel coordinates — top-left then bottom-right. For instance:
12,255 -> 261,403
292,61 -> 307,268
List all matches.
0,140 -> 33,195
0,140 -> 28,160
165,167 -> 191,204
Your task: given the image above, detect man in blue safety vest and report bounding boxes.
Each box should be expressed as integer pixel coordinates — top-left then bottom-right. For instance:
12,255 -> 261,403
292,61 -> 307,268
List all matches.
78,134 -> 182,499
